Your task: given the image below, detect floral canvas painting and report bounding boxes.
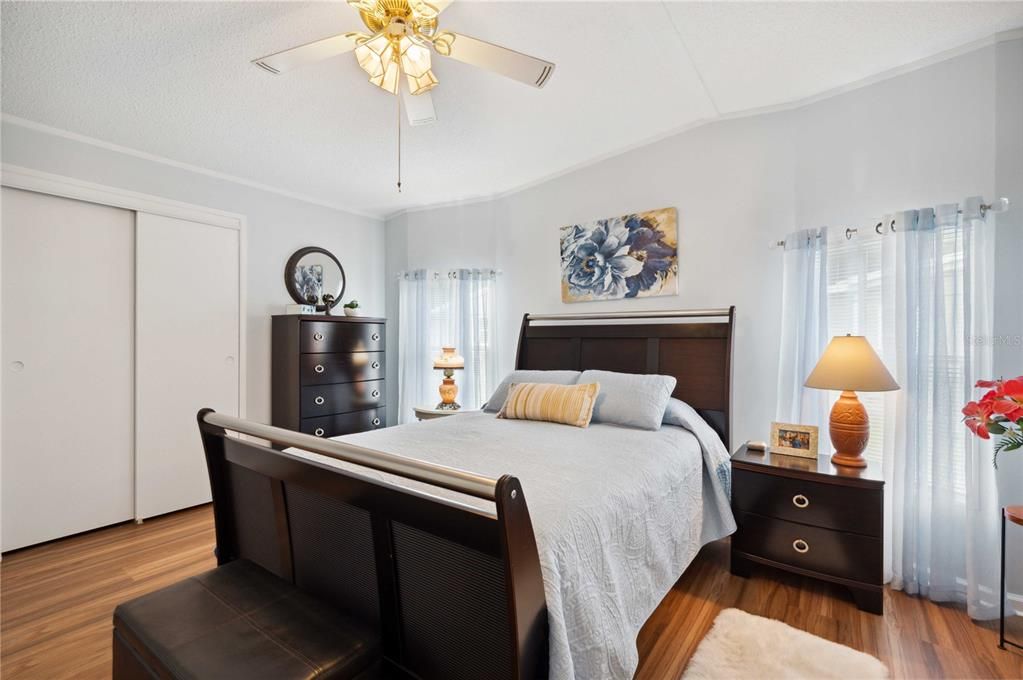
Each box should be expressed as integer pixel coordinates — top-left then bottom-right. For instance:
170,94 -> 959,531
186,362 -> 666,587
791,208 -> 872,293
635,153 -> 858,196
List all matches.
560,207 -> 678,303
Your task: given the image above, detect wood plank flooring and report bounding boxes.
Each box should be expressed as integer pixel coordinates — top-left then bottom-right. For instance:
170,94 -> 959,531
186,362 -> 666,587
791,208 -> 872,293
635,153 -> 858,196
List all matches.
1,505 -> 1020,679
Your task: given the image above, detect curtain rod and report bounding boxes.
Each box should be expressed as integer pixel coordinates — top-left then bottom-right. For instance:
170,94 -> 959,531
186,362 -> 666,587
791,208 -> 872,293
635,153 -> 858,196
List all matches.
395,268 -> 503,280
770,196 -> 1010,249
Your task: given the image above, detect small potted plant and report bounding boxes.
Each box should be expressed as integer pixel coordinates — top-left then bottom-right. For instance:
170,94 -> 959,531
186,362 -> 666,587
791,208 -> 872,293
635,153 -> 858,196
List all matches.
342,299 -> 362,317
962,376 -> 1023,468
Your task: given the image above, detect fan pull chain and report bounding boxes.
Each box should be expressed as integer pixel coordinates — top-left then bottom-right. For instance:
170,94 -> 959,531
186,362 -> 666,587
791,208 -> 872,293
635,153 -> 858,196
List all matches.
396,90 -> 402,193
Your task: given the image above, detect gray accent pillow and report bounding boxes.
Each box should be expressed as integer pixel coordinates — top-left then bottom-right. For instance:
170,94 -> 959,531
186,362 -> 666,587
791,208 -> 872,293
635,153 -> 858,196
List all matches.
579,369 -> 677,431
483,370 -> 581,413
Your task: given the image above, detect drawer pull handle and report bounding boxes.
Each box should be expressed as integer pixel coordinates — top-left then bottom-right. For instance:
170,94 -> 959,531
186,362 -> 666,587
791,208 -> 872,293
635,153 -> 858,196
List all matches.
313,332 -> 324,341
314,364 -> 325,374
371,389 -> 380,398
314,396 -> 325,405
792,539 -> 809,554
372,417 -> 381,426
792,494 -> 809,509
371,361 -> 380,369
371,332 -> 380,341
314,428 -> 325,437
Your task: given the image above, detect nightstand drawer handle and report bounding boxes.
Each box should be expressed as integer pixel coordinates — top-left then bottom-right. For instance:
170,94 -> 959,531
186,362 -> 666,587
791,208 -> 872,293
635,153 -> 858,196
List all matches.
314,364 -> 325,373
371,389 -> 380,398
371,332 -> 380,341
372,417 -> 381,426
314,428 -> 325,437
313,332 -> 324,341
314,396 -> 325,405
371,361 -> 380,369
792,539 -> 810,554
792,494 -> 809,509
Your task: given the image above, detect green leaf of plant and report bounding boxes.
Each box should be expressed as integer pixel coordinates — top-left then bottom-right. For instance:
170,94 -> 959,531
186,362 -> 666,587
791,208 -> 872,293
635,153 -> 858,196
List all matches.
988,422 -> 1007,435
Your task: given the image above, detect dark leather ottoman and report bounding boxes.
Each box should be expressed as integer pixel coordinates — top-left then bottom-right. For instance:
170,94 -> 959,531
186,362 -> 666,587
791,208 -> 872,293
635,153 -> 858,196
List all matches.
112,559 -> 379,680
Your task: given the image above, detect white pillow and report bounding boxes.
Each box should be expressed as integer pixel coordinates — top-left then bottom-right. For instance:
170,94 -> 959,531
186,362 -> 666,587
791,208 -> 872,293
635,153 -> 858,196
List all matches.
579,369 -> 677,431
483,370 -> 581,413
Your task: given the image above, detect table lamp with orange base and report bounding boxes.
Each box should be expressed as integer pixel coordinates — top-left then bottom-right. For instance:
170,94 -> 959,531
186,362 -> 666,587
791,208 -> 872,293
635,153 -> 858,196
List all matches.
804,335 -> 899,468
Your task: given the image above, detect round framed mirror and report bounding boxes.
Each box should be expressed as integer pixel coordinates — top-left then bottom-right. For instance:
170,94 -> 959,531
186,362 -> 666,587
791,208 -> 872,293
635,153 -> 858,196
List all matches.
285,247 -> 346,311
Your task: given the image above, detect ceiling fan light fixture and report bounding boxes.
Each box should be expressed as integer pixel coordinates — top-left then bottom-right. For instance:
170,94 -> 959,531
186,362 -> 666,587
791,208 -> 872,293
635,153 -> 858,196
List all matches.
398,36 -> 432,78
354,32 -> 391,80
406,68 -> 438,95
370,56 -> 401,94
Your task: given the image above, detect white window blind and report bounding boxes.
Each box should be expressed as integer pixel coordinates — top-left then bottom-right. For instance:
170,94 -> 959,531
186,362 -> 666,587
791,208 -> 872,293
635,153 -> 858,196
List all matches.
825,227 -> 967,492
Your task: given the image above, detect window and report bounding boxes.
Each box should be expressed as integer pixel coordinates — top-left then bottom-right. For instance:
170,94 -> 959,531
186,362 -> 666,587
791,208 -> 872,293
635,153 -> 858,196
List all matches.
825,227 -> 968,492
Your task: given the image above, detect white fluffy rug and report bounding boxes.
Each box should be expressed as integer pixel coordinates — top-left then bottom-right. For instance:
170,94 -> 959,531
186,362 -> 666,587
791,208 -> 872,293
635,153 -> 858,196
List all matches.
682,609 -> 889,680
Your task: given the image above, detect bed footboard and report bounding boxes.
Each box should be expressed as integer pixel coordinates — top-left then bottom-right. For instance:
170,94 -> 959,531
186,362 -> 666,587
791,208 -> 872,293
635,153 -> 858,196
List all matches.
197,409 -> 548,680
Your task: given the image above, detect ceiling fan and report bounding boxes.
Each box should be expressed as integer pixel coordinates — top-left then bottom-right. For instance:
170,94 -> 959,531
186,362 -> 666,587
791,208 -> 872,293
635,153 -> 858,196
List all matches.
252,0 -> 556,128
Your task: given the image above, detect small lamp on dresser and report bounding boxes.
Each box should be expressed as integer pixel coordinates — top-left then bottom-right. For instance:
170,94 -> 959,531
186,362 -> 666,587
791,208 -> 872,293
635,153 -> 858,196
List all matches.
433,346 -> 464,410
805,334 -> 899,468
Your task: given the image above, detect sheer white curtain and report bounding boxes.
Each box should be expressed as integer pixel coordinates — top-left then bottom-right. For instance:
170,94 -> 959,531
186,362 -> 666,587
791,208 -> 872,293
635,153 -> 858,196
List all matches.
777,198 -> 1000,617
397,268 -> 499,424
883,199 -> 999,616
775,227 -> 832,440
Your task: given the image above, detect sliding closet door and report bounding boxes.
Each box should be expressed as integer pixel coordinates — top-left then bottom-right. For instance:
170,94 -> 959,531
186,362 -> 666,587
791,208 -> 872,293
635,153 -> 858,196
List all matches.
135,213 -> 240,519
1,188 -> 135,551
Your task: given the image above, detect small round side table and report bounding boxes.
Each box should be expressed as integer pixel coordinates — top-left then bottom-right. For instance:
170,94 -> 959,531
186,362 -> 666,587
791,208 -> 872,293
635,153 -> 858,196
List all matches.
413,406 -> 462,421
1001,505 -> 1023,651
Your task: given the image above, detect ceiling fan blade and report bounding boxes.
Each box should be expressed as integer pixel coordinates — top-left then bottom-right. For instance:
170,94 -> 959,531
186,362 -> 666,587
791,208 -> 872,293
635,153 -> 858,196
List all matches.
441,33 -> 554,88
401,84 -> 437,126
253,33 -> 360,75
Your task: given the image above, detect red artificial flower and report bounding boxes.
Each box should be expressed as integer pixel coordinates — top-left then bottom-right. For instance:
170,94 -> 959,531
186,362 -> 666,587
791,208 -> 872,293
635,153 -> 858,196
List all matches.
976,379 -> 1002,389
966,418 -> 990,439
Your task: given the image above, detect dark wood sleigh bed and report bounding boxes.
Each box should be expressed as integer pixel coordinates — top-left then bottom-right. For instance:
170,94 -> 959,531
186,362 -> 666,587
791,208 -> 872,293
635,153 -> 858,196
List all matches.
113,308 -> 733,680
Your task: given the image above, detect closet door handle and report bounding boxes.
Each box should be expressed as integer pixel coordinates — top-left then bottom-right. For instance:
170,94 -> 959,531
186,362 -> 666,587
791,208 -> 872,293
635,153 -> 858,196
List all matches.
372,417 -> 381,427
314,364 -> 325,374
792,494 -> 809,509
792,539 -> 809,554
371,332 -> 380,342
313,332 -> 324,342
314,396 -> 325,405
371,389 -> 380,398
314,428 -> 325,437
371,361 -> 380,369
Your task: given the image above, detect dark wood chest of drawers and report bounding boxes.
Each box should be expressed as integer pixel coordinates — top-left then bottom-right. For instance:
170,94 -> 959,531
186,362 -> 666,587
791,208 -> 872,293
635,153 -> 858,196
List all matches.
730,445 -> 885,614
272,315 -> 386,439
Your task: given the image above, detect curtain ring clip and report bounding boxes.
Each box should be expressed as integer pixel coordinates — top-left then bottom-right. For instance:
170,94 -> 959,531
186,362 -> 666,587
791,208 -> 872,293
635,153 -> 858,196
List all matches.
875,222 -> 884,235
845,227 -> 855,241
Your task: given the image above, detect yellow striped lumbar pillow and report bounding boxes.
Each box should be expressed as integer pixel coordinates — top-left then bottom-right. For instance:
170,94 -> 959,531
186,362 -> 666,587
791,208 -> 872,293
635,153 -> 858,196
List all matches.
496,382 -> 600,428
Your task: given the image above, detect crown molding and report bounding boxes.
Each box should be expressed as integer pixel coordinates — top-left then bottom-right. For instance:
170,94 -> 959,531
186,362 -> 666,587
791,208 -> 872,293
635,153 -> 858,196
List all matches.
1,114 -> 384,221
384,27 -> 1023,222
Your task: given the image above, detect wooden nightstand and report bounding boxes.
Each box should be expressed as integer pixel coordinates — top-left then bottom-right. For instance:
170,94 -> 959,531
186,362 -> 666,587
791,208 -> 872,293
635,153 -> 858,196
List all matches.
730,444 -> 885,614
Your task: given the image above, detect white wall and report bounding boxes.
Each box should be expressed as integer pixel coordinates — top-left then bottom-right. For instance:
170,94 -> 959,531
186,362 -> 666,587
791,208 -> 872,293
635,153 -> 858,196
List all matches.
386,39 -> 1022,455
2,120 -> 386,424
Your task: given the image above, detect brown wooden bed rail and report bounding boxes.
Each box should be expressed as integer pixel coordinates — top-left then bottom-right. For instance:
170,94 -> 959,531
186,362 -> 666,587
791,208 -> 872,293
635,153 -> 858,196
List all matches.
197,409 -> 548,680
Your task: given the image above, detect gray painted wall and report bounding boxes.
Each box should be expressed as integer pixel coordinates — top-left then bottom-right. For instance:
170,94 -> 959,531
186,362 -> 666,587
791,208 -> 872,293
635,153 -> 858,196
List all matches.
386,39 -> 1023,502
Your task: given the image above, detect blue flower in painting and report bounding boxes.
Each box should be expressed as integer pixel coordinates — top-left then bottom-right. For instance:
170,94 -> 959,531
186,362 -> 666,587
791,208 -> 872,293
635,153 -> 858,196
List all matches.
622,216 -> 676,298
561,218 -> 644,299
561,213 -> 676,300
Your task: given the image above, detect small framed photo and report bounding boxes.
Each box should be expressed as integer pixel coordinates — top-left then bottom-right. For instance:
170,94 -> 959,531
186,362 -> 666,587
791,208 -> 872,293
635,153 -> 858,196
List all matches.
770,422 -> 819,459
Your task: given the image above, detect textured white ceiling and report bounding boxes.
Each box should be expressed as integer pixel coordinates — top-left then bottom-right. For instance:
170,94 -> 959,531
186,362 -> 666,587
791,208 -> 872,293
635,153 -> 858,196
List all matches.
3,1 -> 1022,218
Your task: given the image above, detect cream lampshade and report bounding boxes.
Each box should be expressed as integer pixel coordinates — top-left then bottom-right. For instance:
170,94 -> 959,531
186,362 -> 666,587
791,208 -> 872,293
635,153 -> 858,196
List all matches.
805,335 -> 899,468
433,347 -> 464,410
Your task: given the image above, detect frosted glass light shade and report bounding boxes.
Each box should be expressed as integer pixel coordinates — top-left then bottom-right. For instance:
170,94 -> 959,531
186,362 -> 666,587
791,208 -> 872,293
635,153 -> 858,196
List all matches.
433,346 -> 464,369
399,36 -> 432,78
355,32 -> 390,80
804,335 -> 899,392
406,69 -> 438,95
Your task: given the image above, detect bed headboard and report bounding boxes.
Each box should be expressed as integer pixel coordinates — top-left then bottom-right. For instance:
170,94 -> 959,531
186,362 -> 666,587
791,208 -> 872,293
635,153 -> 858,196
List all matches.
514,307 -> 735,448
